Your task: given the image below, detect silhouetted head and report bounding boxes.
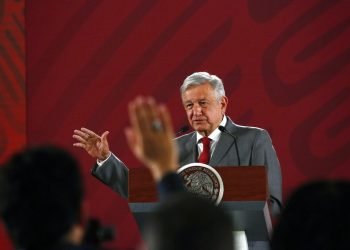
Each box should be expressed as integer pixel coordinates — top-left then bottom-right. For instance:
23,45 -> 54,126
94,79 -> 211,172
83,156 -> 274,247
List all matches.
0,145 -> 84,250
143,193 -> 234,250
271,180 -> 350,250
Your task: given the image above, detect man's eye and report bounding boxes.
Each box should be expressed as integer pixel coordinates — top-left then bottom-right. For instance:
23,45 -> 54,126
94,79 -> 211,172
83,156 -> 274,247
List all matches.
199,101 -> 208,107
186,104 -> 193,109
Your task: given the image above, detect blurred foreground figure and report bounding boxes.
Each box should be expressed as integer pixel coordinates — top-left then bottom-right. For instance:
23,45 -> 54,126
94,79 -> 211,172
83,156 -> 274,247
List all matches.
271,180 -> 350,250
143,192 -> 234,250
0,145 -> 95,250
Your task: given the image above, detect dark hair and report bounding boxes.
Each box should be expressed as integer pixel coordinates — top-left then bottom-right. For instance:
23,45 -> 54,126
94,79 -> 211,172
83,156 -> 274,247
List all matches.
143,193 -> 234,250
271,180 -> 350,250
0,145 -> 84,250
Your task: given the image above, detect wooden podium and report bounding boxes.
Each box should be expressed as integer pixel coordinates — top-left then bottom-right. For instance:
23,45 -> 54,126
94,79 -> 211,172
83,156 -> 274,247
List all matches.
128,166 -> 272,242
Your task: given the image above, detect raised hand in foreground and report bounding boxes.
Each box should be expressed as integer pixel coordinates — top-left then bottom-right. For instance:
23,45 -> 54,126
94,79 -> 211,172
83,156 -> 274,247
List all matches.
125,96 -> 179,181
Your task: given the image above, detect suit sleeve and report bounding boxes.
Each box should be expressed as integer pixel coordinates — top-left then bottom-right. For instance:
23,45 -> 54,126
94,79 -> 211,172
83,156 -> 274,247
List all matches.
251,129 -> 282,215
91,153 -> 129,199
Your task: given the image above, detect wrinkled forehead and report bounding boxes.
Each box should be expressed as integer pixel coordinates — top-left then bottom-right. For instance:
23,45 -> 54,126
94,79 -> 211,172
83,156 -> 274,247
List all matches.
181,83 -> 216,102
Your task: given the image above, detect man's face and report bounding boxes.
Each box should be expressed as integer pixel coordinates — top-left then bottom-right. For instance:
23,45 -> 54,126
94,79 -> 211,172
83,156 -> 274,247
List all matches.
181,82 -> 228,136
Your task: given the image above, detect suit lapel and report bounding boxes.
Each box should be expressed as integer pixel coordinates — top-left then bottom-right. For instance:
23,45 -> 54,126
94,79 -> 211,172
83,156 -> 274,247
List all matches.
209,118 -> 237,166
179,133 -> 197,167
178,118 -> 238,167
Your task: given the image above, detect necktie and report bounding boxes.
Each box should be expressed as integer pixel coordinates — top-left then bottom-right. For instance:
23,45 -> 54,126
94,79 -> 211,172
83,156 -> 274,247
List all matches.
198,137 -> 211,164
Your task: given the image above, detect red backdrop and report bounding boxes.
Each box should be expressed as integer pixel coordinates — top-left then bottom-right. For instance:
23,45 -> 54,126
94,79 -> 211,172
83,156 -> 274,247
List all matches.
1,0 -> 349,249
0,0 -> 25,248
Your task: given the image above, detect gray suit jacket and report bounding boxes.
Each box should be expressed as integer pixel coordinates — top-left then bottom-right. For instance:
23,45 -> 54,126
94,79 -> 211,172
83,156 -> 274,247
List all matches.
91,117 -> 282,214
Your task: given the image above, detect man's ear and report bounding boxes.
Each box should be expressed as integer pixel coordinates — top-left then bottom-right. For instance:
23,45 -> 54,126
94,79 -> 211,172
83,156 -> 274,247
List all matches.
220,96 -> 228,113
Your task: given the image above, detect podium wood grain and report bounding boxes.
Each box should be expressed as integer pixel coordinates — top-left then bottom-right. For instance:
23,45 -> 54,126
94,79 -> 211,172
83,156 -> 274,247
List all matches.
128,166 -> 267,202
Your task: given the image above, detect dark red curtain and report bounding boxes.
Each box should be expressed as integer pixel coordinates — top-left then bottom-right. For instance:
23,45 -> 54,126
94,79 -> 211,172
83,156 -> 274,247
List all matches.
1,0 -> 349,249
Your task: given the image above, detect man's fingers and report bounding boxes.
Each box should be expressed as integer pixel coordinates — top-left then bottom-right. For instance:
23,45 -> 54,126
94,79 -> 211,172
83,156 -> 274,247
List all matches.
81,127 -> 100,138
73,142 -> 86,149
74,129 -> 96,141
125,127 -> 137,154
101,131 -> 109,143
72,134 -> 87,144
144,97 -> 158,131
134,97 -> 151,132
74,129 -> 88,138
128,97 -> 142,134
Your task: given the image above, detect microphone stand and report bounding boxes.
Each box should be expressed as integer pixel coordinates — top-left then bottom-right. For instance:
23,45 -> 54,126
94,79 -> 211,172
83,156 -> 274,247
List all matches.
218,126 -> 241,166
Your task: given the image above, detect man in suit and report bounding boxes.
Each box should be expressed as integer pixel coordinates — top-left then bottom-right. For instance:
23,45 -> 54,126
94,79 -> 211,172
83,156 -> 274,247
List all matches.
124,96 -> 234,250
73,72 -> 282,215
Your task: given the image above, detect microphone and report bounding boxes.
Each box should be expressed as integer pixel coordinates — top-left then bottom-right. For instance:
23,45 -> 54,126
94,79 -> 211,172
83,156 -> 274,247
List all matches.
175,125 -> 190,136
218,126 -> 241,166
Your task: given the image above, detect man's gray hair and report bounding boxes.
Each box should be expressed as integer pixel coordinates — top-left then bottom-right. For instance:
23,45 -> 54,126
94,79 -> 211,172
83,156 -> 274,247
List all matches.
180,72 -> 226,100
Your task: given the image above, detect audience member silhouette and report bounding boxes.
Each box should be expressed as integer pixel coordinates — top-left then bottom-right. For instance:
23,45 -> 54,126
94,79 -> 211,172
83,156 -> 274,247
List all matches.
0,145 -> 96,250
143,192 -> 234,250
270,180 -> 350,250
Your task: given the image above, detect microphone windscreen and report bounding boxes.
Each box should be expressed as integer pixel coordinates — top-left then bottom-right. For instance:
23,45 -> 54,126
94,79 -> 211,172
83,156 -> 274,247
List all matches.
176,125 -> 190,135
218,125 -> 226,132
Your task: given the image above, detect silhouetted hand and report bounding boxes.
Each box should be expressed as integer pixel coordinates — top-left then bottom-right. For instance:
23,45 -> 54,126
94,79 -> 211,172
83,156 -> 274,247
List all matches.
125,96 -> 179,181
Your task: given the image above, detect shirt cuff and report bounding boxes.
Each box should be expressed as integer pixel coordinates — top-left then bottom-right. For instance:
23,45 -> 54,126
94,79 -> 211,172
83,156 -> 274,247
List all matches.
96,152 -> 112,166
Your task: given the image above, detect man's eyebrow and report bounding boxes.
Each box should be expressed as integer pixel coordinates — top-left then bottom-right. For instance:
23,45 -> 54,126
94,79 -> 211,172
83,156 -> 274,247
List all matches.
184,98 -> 208,103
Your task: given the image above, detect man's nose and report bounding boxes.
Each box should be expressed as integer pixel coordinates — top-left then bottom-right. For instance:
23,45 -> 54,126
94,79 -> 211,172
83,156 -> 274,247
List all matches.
193,104 -> 202,115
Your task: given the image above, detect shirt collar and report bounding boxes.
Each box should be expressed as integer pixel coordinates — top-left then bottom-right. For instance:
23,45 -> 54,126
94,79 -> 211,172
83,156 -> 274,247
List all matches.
196,116 -> 227,143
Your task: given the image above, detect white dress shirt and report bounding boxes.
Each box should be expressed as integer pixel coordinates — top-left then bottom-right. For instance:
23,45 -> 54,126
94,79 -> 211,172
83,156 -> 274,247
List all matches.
196,116 -> 227,159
